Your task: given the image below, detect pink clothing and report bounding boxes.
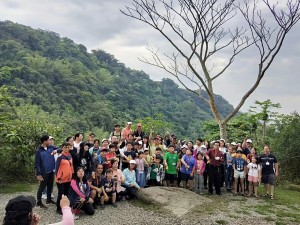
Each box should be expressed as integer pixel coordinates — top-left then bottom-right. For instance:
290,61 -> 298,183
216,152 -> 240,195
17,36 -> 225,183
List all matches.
70,180 -> 86,199
248,175 -> 258,183
195,160 -> 206,175
112,169 -> 126,193
49,206 -> 74,225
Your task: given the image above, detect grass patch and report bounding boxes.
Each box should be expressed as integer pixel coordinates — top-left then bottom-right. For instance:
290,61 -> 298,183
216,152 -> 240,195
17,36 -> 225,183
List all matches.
215,219 -> 228,224
130,198 -> 167,214
275,221 -> 288,225
0,182 -> 35,194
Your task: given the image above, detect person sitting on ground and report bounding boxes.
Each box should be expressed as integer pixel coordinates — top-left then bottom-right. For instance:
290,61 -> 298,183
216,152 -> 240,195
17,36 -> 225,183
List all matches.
123,160 -> 140,199
100,168 -> 117,209
69,167 -> 94,218
3,195 -> 74,225
90,163 -> 105,208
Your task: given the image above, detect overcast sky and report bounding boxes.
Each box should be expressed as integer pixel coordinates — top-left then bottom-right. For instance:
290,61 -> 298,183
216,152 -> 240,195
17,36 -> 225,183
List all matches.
1,0 -> 299,115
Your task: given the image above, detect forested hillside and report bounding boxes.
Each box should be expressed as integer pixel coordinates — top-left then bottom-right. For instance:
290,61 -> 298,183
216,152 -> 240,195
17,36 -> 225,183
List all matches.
0,20 -> 233,138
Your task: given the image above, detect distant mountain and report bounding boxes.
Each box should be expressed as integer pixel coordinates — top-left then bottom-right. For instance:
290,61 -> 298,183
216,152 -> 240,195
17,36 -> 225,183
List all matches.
0,20 -> 234,138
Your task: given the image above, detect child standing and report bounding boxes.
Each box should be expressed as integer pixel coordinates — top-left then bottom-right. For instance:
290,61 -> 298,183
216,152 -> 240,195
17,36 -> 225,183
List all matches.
149,154 -> 164,186
135,151 -> 147,188
232,150 -> 247,196
194,152 -> 206,194
247,156 -> 261,197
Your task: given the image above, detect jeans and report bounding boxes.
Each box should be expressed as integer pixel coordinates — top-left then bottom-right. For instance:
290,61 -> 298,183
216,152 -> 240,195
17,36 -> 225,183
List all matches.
225,166 -> 233,188
194,174 -> 204,193
37,171 -> 54,202
136,170 -> 146,188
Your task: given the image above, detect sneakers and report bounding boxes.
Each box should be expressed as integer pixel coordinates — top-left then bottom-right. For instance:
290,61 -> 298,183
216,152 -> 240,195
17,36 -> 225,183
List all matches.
42,194 -> 47,200
36,202 -> 48,209
112,203 -> 117,208
46,199 -> 56,205
100,205 -> 105,210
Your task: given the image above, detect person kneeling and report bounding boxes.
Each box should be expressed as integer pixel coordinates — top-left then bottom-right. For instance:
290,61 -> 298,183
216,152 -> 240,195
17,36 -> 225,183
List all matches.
100,168 -> 117,209
69,167 -> 95,219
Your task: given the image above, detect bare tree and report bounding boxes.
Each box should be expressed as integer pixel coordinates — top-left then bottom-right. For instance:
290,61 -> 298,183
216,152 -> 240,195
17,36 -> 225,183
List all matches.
121,0 -> 300,139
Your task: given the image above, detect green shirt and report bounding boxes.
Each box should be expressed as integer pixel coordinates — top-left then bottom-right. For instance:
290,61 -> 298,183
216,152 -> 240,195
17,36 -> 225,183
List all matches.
164,152 -> 179,174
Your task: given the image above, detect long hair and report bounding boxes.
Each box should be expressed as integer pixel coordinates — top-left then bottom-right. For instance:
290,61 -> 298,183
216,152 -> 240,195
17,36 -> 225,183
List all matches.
73,167 -> 88,183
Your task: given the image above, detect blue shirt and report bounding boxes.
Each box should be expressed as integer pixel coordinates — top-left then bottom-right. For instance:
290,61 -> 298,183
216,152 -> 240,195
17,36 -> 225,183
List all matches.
181,154 -> 196,174
232,157 -> 247,171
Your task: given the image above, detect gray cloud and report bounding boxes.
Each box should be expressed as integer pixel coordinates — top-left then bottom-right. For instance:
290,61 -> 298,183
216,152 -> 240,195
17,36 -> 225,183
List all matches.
0,0 -> 299,114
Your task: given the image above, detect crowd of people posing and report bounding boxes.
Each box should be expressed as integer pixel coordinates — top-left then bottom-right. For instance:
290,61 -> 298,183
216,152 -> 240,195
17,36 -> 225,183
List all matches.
32,122 -> 279,220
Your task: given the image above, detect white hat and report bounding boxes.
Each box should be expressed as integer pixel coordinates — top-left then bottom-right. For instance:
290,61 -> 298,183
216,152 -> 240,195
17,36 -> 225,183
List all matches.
200,145 -> 207,148
246,139 -> 253,143
220,138 -> 225,142
181,144 -> 188,149
231,142 -> 237,146
138,141 -> 142,145
127,122 -> 132,125
49,136 -> 54,140
129,160 -> 136,164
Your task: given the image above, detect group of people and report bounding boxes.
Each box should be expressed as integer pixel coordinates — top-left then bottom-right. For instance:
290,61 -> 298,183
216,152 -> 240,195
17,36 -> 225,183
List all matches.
3,122 -> 279,224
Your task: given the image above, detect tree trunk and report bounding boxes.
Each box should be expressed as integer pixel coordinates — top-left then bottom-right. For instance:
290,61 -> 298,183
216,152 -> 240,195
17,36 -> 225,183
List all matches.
218,121 -> 227,140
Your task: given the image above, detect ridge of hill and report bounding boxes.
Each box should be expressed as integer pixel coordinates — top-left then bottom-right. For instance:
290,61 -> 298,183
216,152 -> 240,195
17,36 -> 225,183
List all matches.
0,20 -> 233,138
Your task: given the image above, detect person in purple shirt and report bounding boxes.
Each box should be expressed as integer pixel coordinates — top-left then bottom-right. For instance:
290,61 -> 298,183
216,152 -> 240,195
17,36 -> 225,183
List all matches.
180,147 -> 196,191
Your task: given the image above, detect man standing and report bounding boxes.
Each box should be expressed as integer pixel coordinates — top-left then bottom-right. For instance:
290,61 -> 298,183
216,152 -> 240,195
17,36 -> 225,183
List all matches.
205,141 -> 224,195
122,122 -> 133,142
35,135 -> 57,209
259,146 -> 278,200
133,123 -> 145,140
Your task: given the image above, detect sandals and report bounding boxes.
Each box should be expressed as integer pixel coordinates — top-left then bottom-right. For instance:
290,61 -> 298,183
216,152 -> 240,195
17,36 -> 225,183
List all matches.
263,193 -> 269,197
270,195 -> 274,200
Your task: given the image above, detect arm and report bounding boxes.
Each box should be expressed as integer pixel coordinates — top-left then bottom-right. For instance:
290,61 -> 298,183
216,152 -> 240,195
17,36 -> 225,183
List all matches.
181,155 -> 188,167
70,180 -> 86,199
274,163 -> 279,177
34,150 -> 41,176
61,206 -> 74,225
55,157 -> 63,182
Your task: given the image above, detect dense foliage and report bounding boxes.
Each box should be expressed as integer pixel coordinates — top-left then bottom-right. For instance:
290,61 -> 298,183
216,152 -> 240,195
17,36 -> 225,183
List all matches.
0,20 -> 233,138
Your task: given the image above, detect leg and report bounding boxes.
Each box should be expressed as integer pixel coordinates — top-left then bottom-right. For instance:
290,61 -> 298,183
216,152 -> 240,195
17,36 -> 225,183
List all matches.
253,182 -> 259,197
189,177 -> 193,191
81,202 -> 95,215
37,174 -> 47,203
199,175 -> 204,193
248,181 -> 253,196
46,172 -> 54,201
112,192 -> 117,204
214,167 -> 222,195
234,178 -> 238,195
208,167 -> 214,194
240,178 -> 245,194
56,182 -> 63,211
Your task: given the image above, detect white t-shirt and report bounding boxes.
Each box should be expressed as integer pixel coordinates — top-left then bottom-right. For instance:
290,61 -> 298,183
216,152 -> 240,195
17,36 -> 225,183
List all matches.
247,163 -> 261,177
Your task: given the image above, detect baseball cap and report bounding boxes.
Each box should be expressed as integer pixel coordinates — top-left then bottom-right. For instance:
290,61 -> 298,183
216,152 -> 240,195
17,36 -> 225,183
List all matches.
200,145 -> 207,148
49,136 -> 54,140
231,142 -> 237,146
5,195 -> 36,221
101,147 -> 109,152
181,144 -> 188,149
127,122 -> 132,125
246,139 -> 253,143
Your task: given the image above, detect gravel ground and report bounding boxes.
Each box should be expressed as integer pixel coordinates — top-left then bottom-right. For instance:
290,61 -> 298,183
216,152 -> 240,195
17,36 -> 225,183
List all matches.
0,188 -> 287,225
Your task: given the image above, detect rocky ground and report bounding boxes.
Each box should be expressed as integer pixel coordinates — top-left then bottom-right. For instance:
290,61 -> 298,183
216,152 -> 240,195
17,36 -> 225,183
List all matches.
0,187 -> 298,225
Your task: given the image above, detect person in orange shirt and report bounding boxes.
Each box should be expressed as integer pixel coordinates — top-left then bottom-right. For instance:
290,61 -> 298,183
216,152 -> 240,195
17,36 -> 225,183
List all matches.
121,122 -> 133,142
55,142 -> 74,214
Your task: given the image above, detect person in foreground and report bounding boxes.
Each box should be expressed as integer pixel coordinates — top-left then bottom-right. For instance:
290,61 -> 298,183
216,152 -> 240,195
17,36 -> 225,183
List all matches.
3,194 -> 74,225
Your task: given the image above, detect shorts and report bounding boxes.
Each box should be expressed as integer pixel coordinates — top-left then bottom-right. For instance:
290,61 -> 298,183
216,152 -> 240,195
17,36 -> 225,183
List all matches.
234,171 -> 245,179
165,173 -> 177,182
181,173 -> 193,182
262,174 -> 275,185
248,175 -> 258,183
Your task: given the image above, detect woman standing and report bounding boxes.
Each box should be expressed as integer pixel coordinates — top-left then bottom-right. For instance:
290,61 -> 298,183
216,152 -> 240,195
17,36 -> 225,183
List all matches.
55,142 -> 74,214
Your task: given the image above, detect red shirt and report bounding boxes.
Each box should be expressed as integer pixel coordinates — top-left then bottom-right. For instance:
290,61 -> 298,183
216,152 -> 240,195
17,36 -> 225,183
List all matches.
205,148 -> 224,167
105,152 -> 116,169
